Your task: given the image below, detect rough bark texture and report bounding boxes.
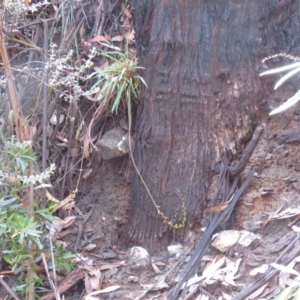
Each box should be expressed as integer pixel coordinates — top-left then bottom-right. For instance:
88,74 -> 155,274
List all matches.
128,0 -> 300,250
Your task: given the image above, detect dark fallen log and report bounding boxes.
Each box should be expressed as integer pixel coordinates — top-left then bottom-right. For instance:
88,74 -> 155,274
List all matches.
168,124 -> 264,300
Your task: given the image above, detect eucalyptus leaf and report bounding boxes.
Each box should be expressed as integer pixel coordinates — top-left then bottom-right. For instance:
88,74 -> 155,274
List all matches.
274,67 -> 300,90
269,90 -> 300,115
260,62 -> 300,76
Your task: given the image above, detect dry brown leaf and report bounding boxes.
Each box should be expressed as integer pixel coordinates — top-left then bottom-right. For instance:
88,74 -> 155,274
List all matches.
221,292 -> 232,300
223,258 -> 242,286
151,263 -> 162,274
209,193 -> 235,213
250,264 -> 268,276
99,261 -> 126,271
270,207 -> 300,220
86,268 -> 102,290
101,59 -> 109,70
87,285 -> 121,297
83,169 -> 93,179
111,36 -> 124,42
125,29 -> 135,41
56,132 -> 68,143
52,190 -> 77,213
122,16 -> 131,27
248,283 -> 268,299
86,95 -> 96,101
122,4 -> 132,18
93,66 -> 102,72
70,146 -> 80,157
83,132 -> 91,159
50,109 -> 64,125
140,281 -> 168,290
83,244 -> 97,251
46,190 -> 60,203
88,35 -> 111,43
79,23 -> 85,42
289,214 -> 300,227
85,271 -> 93,294
51,217 -> 65,233
203,255 -> 226,276
62,201 -> 75,210
62,216 -> 76,228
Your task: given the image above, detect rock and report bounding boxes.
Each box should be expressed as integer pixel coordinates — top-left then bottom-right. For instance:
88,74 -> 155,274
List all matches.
127,276 -> 139,283
128,246 -> 150,269
211,230 -> 261,252
212,230 -> 240,252
96,127 -> 133,160
168,244 -> 184,256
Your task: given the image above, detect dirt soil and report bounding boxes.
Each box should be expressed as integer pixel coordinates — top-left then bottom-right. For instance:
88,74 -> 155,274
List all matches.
1,107 -> 300,300
35,107 -> 300,300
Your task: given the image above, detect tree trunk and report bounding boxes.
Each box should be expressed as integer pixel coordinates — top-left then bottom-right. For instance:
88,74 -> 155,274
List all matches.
128,0 -> 300,250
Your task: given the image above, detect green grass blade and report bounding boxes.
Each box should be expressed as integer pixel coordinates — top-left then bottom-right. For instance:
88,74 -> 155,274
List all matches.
112,81 -> 126,113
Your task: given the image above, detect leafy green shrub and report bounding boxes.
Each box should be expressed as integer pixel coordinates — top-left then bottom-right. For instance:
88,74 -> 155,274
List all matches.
0,136 -> 74,297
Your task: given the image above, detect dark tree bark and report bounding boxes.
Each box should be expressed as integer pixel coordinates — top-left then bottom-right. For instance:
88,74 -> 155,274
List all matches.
128,0 -> 300,250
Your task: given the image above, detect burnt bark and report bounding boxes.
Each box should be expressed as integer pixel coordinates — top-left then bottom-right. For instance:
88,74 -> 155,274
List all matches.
128,0 -> 300,250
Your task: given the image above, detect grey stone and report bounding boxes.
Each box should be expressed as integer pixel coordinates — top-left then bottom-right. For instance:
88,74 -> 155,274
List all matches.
96,127 -> 132,160
128,246 -> 150,269
127,275 -> 139,283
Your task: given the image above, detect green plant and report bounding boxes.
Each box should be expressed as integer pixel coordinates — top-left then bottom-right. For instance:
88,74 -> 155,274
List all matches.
0,136 -> 74,298
260,53 -> 300,115
87,41 -> 146,120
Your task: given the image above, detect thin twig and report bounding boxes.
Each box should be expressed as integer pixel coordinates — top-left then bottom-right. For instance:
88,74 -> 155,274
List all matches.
28,127 -> 35,300
16,18 -> 57,30
42,19 -> 49,205
229,124 -> 264,177
0,23 -> 29,142
60,98 -> 77,199
41,252 -> 60,300
0,276 -> 21,300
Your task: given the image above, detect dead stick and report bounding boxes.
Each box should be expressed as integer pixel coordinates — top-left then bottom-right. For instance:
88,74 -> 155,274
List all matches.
0,276 -> 21,300
229,124 -> 264,177
42,19 -> 49,205
28,127 -> 35,300
0,23 -> 29,142
60,99 -> 77,199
